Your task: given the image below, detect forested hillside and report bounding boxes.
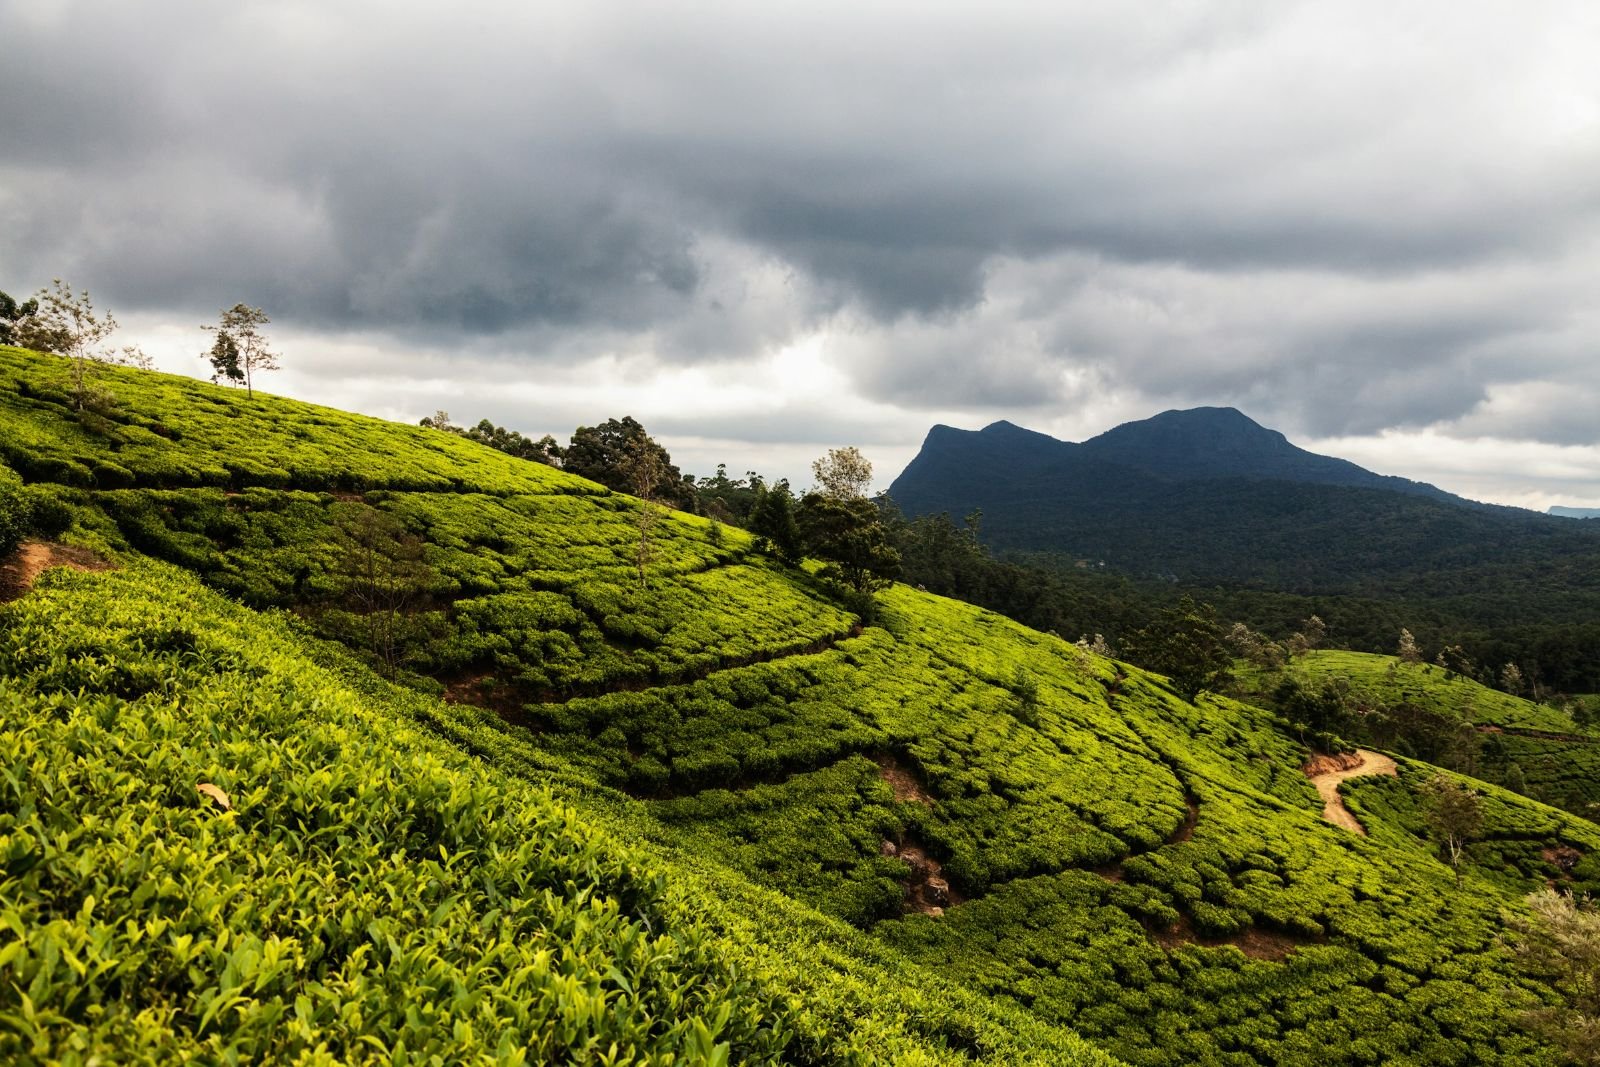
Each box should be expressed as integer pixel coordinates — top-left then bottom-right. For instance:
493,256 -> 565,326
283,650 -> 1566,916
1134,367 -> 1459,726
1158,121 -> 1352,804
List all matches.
2,346 -> 1596,1065
888,412 -> 1600,696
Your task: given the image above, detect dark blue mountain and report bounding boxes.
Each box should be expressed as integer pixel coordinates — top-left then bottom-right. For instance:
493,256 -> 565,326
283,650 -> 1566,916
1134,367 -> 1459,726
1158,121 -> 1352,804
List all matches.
888,408 -> 1595,591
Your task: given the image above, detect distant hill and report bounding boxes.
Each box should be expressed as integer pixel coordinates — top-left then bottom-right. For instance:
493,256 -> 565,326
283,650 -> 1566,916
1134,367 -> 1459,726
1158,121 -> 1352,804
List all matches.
1551,505 -> 1600,519
888,408 -> 1600,600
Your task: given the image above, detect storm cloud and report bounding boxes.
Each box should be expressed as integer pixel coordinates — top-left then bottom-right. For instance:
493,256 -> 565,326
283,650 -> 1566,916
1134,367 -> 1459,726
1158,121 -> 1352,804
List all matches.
3,1 -> 1599,503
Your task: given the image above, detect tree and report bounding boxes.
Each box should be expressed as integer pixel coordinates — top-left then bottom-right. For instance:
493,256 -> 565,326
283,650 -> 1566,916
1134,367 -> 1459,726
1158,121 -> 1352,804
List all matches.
696,464 -> 766,525
0,289 -> 40,346
1420,775 -> 1482,887
564,417 -> 696,510
1501,661 -> 1527,697
1076,633 -> 1114,658
811,446 -> 873,499
621,436 -> 670,588
1398,628 -> 1422,664
202,303 -> 279,398
333,507 -> 434,676
796,491 -> 901,598
204,330 -> 243,387
461,419 -> 561,465
1122,596 -> 1233,700
13,279 -> 149,413
1504,889 -> 1600,1064
748,479 -> 803,563
420,410 -> 457,432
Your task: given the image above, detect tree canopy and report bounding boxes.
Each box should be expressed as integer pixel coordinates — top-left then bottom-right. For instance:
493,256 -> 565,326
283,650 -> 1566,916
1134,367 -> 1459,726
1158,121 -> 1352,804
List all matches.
564,417 -> 696,510
1122,596 -> 1233,700
202,303 -> 278,397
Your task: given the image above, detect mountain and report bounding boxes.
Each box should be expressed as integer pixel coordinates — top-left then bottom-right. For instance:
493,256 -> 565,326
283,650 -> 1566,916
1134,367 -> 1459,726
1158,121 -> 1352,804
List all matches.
1551,505 -> 1600,519
894,407 -> 1462,516
3,346 -> 1596,1065
889,408 -> 1600,599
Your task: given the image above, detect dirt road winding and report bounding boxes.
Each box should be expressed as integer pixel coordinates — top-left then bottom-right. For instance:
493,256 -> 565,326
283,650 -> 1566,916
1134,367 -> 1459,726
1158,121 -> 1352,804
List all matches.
1304,749 -> 1398,835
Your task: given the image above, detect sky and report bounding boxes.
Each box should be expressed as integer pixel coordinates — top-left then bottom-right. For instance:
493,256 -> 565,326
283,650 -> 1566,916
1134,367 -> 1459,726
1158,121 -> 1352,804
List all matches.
3,1 -> 1599,509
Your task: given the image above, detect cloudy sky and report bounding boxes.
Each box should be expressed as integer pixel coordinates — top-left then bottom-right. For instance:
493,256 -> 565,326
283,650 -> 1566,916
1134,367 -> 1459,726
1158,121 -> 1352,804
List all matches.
4,1 -> 1599,508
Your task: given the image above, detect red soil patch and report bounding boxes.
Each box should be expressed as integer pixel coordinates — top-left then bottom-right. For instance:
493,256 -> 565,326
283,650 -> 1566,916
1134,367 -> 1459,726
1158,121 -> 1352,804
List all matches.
1172,795 -> 1200,843
1147,915 -> 1308,961
440,669 -> 529,720
0,541 -> 114,603
877,753 -> 934,805
1544,845 -> 1583,877
1302,751 -> 1364,777
884,838 -> 966,916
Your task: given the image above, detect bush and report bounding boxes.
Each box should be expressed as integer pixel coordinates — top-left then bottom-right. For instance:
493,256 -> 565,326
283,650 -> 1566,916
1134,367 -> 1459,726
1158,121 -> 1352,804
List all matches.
0,461 -> 28,556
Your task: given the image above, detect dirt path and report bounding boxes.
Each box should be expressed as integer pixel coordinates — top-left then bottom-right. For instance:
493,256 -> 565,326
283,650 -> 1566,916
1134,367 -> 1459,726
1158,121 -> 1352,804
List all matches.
1304,749 -> 1398,835
0,541 -> 113,602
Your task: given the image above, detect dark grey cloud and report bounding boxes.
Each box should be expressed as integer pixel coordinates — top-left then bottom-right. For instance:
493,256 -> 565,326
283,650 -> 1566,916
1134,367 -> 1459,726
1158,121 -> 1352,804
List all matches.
3,0 -> 1600,485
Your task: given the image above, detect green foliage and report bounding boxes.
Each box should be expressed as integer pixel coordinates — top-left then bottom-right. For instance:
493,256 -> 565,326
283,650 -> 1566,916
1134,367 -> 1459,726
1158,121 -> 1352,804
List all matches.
0,560 -> 1116,1066
796,492 -> 901,596
5,351 -> 1598,1066
749,479 -> 803,564
0,289 -> 40,346
564,416 -> 696,510
0,347 -> 586,494
1122,596 -> 1233,700
0,460 -> 29,557
464,418 -> 562,464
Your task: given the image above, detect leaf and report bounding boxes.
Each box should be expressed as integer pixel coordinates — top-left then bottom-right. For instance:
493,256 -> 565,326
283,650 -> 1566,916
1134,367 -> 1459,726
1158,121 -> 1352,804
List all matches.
196,782 -> 231,810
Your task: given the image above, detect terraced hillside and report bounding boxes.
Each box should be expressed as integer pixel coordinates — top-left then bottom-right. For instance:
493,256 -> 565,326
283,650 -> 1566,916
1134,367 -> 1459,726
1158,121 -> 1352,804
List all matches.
2,345 -> 1597,1065
1243,649 -> 1600,819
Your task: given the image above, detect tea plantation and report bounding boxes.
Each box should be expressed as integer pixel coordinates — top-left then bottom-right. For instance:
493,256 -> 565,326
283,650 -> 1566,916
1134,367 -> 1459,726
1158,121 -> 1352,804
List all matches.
2,346 -> 1595,1065
1242,650 -> 1600,819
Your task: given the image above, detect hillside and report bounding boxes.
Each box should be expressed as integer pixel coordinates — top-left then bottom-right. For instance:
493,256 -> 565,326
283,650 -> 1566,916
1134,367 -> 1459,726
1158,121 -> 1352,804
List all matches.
887,409 -> 1600,696
3,346 -> 1597,1064
1239,650 -> 1600,819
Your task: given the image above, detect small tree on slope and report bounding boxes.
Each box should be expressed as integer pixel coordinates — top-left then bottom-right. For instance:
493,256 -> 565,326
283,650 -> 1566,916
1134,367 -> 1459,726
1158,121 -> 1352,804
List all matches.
203,303 -> 279,398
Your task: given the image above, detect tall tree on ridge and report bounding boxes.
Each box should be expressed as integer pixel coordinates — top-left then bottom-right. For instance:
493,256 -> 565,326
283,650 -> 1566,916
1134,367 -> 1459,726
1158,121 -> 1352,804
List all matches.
203,304 -> 279,398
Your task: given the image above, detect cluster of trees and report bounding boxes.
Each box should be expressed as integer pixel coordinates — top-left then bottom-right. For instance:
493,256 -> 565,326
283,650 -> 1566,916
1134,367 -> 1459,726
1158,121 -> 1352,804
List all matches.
420,411 -> 564,466
3,280 -> 284,407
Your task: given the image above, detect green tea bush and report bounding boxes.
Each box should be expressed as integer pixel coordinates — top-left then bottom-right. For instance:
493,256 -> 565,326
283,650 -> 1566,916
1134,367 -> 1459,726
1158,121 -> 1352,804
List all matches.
0,460 -> 27,556
0,560 -> 1119,1065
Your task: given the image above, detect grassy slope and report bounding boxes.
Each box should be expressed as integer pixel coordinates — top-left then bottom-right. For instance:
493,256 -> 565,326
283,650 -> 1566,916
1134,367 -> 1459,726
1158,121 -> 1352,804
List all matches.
1,347 -> 1595,1065
1244,650 -> 1600,816
0,559 -> 1113,1066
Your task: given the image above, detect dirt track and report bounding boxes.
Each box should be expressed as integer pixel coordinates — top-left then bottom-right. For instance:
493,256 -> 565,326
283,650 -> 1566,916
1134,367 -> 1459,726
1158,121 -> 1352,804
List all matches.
0,541 -> 113,602
1306,749 -> 1398,835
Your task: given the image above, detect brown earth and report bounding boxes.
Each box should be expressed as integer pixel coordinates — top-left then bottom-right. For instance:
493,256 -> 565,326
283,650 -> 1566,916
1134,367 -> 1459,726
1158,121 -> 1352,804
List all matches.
1304,749 -> 1398,835
1147,915 -> 1311,961
0,541 -> 114,603
883,838 -> 966,916
877,753 -> 934,805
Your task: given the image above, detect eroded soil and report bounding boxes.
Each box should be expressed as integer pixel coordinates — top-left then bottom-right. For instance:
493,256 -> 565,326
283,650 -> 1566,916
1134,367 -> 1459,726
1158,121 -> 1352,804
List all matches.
0,541 -> 114,603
